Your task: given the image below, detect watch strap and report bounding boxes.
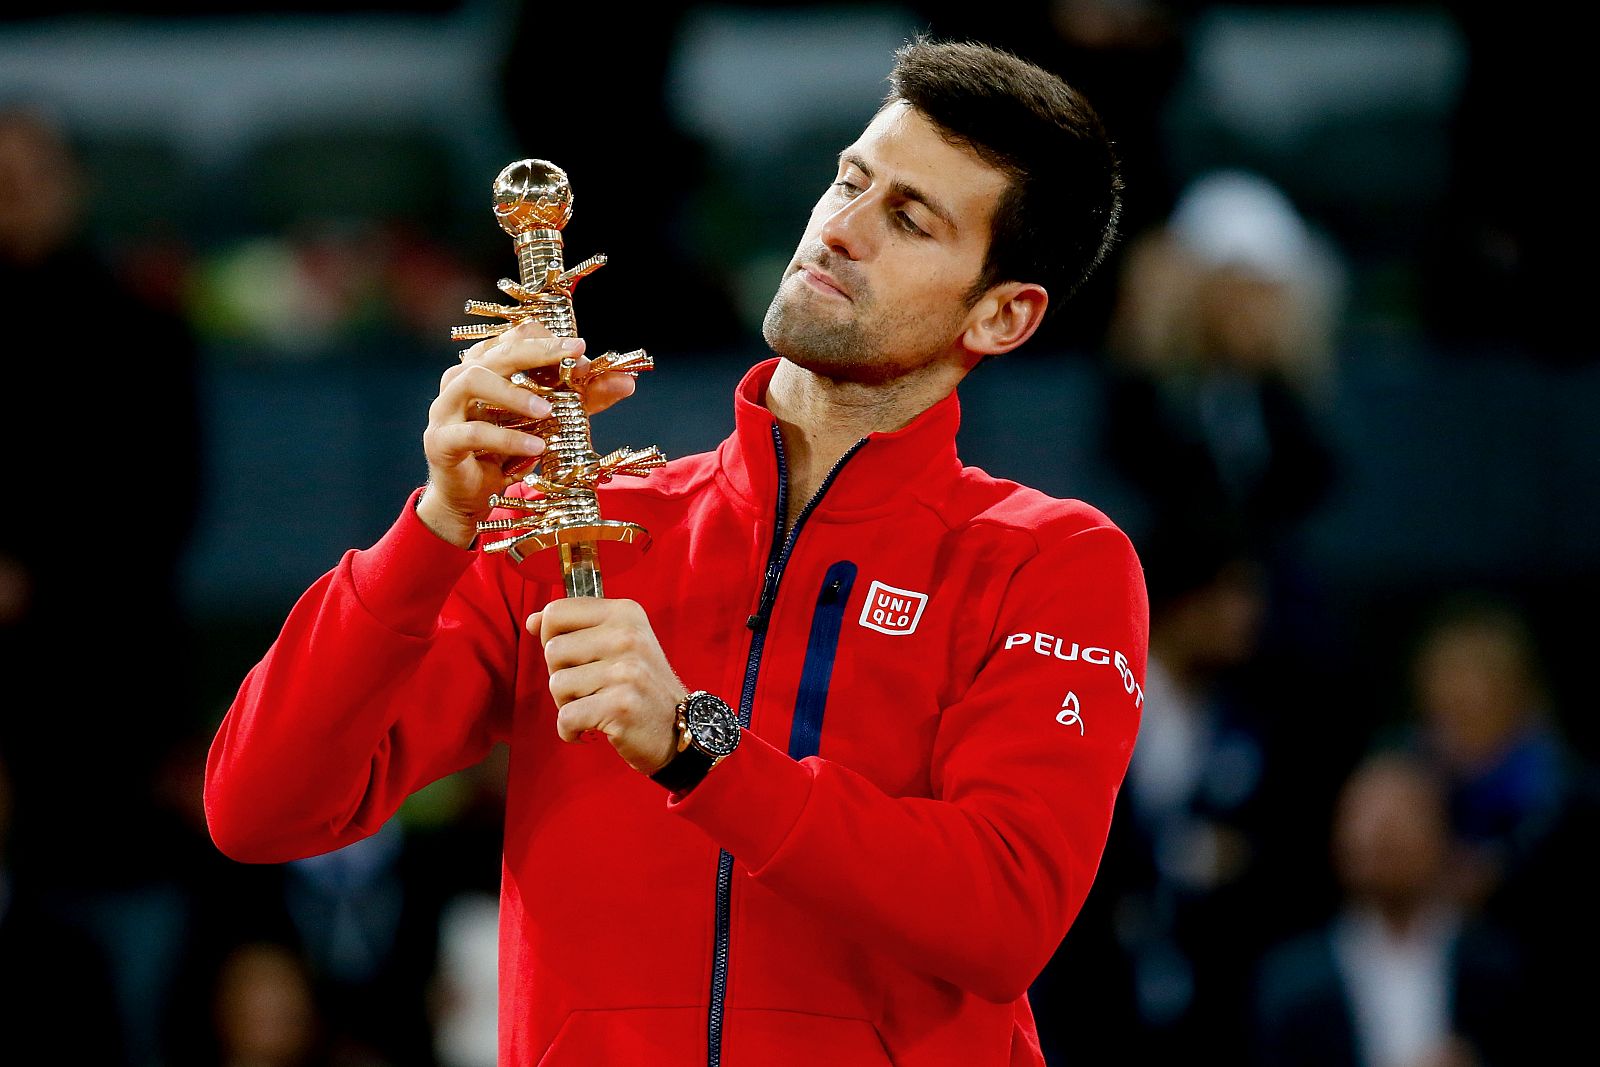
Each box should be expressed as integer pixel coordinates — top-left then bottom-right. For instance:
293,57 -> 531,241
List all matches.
650,743 -> 717,793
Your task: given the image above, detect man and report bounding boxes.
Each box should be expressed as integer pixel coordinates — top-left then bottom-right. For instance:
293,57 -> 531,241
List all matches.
1254,754 -> 1525,1067
207,38 -> 1146,1066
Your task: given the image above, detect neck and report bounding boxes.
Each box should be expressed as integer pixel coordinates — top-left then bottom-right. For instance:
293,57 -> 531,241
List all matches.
1357,893 -> 1440,940
764,356 -> 966,532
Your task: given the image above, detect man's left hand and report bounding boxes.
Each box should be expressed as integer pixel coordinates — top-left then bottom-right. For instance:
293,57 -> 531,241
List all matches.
528,598 -> 687,775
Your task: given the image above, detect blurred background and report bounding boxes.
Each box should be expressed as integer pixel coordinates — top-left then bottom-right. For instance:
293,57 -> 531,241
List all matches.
1,2 -> 1595,1065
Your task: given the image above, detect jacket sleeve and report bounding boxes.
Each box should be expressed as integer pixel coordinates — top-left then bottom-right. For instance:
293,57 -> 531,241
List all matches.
204,491 -> 524,864
667,522 -> 1147,1003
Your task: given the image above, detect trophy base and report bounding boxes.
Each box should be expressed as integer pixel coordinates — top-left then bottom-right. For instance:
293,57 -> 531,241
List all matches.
486,520 -> 651,584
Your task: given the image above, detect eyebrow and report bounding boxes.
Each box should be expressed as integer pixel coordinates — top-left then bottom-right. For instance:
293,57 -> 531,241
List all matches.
839,151 -> 957,233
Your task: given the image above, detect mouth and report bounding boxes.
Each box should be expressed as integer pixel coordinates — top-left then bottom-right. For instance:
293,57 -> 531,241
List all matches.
799,263 -> 851,301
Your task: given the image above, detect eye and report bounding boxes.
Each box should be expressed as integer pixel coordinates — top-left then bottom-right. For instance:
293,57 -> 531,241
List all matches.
833,178 -> 861,197
896,210 -> 928,237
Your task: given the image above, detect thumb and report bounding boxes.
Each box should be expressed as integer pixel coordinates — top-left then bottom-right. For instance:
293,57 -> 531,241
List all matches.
525,610 -> 542,639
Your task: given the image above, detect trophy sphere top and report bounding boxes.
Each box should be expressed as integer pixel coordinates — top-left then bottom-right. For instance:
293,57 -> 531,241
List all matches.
493,159 -> 573,234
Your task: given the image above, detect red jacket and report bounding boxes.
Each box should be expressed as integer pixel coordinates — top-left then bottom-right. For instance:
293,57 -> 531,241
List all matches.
206,356 -> 1148,1066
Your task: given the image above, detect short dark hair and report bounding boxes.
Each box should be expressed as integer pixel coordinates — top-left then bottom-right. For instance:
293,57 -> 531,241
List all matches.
886,37 -> 1122,314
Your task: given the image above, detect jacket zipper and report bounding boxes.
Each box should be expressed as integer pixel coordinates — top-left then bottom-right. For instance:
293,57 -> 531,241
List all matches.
707,424 -> 867,1067
788,561 -> 858,760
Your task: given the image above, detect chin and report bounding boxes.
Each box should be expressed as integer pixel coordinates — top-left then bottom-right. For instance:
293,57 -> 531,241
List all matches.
763,286 -> 858,371
764,309 -> 879,384
761,279 -> 951,387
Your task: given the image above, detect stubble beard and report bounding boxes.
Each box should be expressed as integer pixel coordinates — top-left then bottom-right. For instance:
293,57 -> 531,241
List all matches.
762,266 -> 918,386
763,282 -> 858,377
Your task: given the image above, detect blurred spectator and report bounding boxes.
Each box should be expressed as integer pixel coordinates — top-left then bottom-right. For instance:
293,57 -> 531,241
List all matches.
0,103 -> 204,1067
1404,595 -> 1571,907
1255,753 -> 1525,1067
159,723 -> 449,1067
409,746 -> 508,1067
0,105 -> 203,832
1102,169 -> 1342,554
277,820 -> 441,1067
1396,593 -> 1597,1052
430,893 -> 499,1067
1097,169 -> 1347,675
1033,517 -> 1343,1063
157,727 -> 504,1067
213,941 -> 329,1067
156,728 -> 311,1067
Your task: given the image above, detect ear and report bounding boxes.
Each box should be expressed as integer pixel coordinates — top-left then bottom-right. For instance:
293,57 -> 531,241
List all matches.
959,281 -> 1049,360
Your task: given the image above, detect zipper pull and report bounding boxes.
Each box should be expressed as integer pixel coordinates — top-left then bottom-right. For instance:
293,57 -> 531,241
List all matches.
746,563 -> 780,631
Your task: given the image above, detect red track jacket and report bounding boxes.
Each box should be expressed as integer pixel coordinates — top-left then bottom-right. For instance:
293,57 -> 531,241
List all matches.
206,356 -> 1149,1066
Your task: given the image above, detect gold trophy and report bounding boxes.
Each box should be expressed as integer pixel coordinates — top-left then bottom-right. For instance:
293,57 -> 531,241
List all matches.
451,159 -> 665,597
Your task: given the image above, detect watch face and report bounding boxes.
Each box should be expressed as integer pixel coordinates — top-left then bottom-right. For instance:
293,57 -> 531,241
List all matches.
684,692 -> 739,757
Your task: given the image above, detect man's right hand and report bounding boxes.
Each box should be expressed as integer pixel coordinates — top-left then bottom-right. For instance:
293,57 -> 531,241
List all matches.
417,322 -> 636,548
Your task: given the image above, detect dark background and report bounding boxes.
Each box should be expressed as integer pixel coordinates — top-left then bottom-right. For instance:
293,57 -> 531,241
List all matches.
1,3 -> 1594,1066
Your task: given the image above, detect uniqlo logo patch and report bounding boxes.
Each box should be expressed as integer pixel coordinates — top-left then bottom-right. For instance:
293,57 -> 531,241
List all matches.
858,580 -> 928,636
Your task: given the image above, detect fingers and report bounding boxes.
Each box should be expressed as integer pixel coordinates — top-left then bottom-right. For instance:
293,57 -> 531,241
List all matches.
547,659 -> 609,711
527,600 -> 680,772
553,693 -> 616,744
553,692 -> 673,773
528,600 -> 653,708
556,687 -> 662,771
436,363 -> 552,425
582,370 -> 638,415
459,321 -> 586,380
529,599 -> 643,645
424,420 -> 546,468
457,323 -> 642,417
531,607 -> 645,679
426,357 -> 554,472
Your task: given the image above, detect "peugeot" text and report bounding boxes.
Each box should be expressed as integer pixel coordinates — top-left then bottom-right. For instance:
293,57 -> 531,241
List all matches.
1002,631 -> 1144,708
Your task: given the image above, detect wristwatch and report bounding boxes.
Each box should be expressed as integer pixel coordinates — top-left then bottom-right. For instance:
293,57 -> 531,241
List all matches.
650,690 -> 740,793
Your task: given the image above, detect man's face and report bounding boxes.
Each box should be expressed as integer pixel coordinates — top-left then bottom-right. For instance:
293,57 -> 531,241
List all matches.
1333,762 -> 1448,907
762,101 -> 1009,384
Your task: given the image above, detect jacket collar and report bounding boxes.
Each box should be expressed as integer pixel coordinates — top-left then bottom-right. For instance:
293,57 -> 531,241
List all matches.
718,357 -> 964,520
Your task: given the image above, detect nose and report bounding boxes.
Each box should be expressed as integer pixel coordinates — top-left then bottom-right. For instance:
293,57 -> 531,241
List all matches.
817,189 -> 874,261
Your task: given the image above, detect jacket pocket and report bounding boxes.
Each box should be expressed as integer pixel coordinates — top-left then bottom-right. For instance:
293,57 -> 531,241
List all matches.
534,1006 -> 702,1066
724,1007 -> 895,1066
